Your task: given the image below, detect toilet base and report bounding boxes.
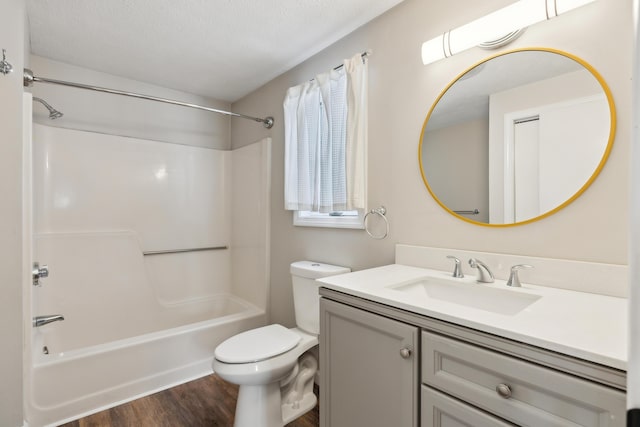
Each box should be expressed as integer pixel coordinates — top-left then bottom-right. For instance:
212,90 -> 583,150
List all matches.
282,391 -> 317,425
232,353 -> 318,427
281,353 -> 318,424
233,383 -> 317,427
234,383 -> 283,427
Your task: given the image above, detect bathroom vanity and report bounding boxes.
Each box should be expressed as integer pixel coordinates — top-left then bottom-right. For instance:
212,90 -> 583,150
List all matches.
317,249 -> 627,427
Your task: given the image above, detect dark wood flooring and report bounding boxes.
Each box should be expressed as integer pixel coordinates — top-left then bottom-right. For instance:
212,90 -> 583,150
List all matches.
59,374 -> 319,427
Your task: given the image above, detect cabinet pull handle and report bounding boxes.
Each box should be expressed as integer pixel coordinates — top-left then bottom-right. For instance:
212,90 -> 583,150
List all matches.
399,347 -> 412,359
496,383 -> 512,399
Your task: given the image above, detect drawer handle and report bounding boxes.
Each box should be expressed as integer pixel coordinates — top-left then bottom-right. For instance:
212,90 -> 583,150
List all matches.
496,383 -> 512,399
399,347 -> 412,359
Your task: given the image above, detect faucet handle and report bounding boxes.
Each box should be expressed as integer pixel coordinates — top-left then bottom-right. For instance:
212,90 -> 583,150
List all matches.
506,264 -> 533,287
446,256 -> 464,278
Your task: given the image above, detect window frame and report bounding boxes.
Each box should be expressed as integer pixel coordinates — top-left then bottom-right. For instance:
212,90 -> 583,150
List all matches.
293,209 -> 365,229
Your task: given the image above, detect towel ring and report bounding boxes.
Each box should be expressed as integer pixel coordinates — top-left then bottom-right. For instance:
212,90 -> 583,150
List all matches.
364,206 -> 389,240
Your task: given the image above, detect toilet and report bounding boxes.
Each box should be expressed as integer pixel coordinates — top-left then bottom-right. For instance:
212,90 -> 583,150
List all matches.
212,261 -> 350,427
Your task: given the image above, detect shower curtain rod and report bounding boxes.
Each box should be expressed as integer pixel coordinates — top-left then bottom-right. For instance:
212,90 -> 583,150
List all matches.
22,68 -> 274,128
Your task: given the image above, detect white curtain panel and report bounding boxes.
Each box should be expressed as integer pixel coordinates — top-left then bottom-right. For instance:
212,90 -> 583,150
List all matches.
317,68 -> 348,211
284,80 -> 321,211
344,52 -> 368,211
283,83 -> 301,210
283,52 -> 368,212
299,80 -> 322,210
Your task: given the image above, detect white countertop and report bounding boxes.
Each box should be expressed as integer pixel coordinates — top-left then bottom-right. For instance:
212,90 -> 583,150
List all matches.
318,264 -> 628,371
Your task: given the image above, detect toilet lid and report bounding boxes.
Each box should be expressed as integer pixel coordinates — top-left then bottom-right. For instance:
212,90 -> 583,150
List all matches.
214,324 -> 301,363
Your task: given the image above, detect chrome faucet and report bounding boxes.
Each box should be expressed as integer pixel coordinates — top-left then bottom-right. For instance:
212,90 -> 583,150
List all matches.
33,315 -> 64,327
506,264 -> 534,287
446,256 -> 464,278
468,258 -> 494,283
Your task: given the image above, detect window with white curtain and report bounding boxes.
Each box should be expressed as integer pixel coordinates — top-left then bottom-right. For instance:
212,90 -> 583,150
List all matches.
283,52 -> 368,228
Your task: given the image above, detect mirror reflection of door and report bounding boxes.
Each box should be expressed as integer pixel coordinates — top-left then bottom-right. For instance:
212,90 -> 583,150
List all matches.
502,93 -> 609,224
510,117 -> 540,223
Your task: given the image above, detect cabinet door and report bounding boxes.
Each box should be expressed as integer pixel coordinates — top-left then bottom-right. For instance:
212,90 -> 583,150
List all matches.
421,386 -> 514,427
320,298 -> 419,427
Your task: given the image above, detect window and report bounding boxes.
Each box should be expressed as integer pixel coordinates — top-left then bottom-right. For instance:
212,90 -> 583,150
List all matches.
293,209 -> 364,229
283,52 -> 368,228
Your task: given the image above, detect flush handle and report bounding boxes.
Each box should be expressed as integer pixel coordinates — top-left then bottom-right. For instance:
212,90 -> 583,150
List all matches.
399,347 -> 412,359
33,262 -> 49,286
496,383 -> 512,399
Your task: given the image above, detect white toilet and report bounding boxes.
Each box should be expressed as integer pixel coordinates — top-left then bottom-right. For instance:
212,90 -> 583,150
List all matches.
212,261 -> 350,427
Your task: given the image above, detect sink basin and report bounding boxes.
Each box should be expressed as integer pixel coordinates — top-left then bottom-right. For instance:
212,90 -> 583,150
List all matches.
388,277 -> 541,315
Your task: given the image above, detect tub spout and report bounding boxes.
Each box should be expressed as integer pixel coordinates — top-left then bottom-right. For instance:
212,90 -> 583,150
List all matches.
33,315 -> 64,327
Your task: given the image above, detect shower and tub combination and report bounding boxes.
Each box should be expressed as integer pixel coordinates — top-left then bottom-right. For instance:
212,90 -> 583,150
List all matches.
23,71 -> 274,426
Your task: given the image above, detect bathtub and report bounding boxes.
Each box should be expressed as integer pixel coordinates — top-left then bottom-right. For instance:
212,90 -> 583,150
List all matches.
27,294 -> 265,427
26,127 -> 272,426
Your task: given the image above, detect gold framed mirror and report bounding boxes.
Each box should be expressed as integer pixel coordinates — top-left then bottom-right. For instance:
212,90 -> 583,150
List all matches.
419,48 -> 616,227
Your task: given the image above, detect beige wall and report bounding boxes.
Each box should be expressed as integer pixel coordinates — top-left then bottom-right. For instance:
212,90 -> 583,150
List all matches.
0,0 -> 25,425
423,118 -> 489,223
230,0 -> 632,327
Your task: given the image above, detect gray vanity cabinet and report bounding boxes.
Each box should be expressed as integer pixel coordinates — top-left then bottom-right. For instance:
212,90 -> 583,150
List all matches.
421,386 -> 514,427
422,331 -> 625,427
319,298 -> 419,427
319,288 -> 626,427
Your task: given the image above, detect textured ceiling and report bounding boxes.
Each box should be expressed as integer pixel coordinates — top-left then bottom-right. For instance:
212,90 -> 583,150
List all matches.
27,0 -> 404,102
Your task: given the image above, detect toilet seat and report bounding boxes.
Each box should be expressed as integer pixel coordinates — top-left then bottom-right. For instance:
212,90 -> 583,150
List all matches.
215,324 -> 301,363
213,327 -> 318,386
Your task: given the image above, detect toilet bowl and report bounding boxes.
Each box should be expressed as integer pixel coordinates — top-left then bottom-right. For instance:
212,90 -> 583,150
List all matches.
212,261 -> 350,427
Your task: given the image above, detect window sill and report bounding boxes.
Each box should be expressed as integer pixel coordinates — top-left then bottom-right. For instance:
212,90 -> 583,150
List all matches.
293,211 -> 365,229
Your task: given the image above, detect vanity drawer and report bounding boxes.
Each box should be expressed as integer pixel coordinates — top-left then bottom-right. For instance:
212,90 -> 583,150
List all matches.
421,331 -> 625,427
422,386 -> 514,427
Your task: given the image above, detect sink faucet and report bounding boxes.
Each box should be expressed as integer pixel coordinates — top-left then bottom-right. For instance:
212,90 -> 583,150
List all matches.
468,258 -> 494,283
506,264 -> 534,287
446,256 -> 464,278
33,314 -> 65,327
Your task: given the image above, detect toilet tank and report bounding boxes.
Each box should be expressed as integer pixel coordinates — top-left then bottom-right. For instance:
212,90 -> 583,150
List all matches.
290,261 -> 350,335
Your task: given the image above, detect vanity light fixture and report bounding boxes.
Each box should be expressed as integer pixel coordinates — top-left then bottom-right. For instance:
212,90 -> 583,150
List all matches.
421,0 -> 596,65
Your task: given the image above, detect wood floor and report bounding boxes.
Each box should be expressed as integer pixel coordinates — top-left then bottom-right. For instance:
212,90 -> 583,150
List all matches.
59,374 -> 319,427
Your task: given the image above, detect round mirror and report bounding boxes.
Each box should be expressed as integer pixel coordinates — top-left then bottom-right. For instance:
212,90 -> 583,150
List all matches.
419,48 -> 615,226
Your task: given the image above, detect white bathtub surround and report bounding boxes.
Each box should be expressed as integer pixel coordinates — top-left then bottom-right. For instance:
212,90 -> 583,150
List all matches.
26,125 -> 271,426
231,138 -> 272,309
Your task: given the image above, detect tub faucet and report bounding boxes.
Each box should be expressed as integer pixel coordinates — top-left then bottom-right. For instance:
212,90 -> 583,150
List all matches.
468,258 -> 494,283
33,315 -> 64,327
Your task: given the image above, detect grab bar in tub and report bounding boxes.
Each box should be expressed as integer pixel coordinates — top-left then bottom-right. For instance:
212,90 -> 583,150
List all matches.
142,246 -> 228,256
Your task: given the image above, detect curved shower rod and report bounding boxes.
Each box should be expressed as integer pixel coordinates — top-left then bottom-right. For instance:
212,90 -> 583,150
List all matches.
22,68 -> 274,129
